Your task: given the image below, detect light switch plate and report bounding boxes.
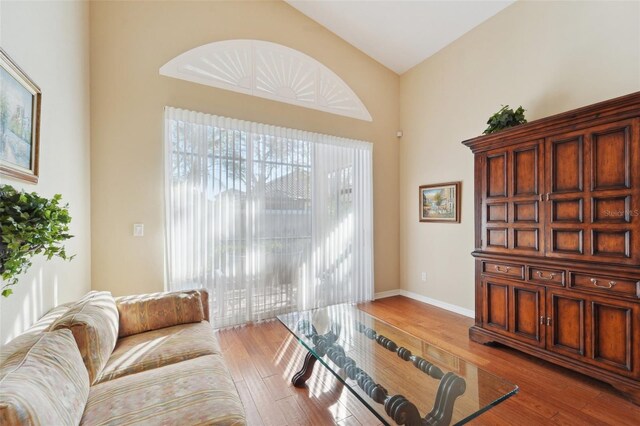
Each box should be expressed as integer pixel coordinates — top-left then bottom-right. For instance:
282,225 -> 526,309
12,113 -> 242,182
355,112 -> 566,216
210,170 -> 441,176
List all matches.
133,223 -> 144,237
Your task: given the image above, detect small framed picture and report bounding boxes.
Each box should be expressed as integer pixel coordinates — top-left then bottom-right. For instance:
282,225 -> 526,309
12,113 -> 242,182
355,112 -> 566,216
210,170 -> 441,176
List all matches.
1,48 -> 41,183
419,181 -> 461,223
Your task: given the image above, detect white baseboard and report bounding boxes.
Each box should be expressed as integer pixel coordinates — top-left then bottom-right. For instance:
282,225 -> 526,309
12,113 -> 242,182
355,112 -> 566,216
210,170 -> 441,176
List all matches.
373,289 -> 402,299
400,290 -> 475,318
373,289 -> 475,319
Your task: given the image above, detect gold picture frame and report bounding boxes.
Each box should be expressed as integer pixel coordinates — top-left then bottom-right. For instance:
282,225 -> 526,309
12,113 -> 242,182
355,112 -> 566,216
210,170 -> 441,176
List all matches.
1,48 -> 41,184
419,181 -> 461,223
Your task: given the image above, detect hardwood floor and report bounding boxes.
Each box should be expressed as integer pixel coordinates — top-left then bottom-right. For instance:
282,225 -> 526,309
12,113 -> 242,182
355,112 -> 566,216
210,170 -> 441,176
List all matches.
218,296 -> 640,425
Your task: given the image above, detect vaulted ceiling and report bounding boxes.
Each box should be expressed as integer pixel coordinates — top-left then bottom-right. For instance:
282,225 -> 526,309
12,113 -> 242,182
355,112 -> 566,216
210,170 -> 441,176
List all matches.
286,1 -> 515,74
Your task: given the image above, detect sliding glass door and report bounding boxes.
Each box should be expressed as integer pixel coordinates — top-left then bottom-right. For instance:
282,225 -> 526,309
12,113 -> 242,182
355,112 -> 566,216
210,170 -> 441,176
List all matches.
165,107 -> 373,327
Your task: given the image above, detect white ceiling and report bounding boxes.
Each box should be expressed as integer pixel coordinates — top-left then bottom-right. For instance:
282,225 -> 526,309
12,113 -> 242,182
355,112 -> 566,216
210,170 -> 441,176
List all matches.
286,1 -> 515,74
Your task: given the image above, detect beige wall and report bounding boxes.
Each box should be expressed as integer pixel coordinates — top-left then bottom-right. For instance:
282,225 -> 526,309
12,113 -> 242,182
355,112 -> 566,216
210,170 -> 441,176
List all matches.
399,0 -> 640,313
0,1 -> 91,343
90,1 -> 400,296
7,1 -> 629,337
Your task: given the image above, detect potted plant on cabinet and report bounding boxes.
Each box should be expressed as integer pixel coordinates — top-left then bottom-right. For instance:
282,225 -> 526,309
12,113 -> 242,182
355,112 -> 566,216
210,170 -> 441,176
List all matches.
483,105 -> 527,134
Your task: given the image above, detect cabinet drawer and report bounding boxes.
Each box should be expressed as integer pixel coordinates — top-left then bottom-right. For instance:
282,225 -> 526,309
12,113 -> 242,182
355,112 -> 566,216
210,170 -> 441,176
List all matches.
569,272 -> 640,299
482,261 -> 524,280
528,266 -> 565,287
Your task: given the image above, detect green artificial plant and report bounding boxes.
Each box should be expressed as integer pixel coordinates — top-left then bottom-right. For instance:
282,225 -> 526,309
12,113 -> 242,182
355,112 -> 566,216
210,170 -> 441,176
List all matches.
483,105 -> 527,135
0,184 -> 74,297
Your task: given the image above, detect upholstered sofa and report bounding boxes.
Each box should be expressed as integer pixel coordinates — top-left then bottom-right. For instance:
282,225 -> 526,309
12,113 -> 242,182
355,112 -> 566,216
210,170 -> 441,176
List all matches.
0,289 -> 246,425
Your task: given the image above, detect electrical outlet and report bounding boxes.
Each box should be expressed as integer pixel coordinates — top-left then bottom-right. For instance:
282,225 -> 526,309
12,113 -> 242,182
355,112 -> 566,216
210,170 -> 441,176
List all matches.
421,272 -> 427,282
133,223 -> 144,237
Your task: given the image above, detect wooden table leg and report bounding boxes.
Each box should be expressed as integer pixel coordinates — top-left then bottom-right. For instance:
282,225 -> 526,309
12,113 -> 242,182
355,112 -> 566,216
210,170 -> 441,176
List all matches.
292,351 -> 317,387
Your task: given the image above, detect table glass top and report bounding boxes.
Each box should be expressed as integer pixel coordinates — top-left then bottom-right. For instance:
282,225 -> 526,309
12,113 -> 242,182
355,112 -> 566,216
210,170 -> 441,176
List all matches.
277,304 -> 518,426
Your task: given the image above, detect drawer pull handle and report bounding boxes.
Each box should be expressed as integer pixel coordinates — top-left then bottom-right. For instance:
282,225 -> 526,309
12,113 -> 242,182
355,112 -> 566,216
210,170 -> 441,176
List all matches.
495,265 -> 511,273
590,278 -> 617,289
539,316 -> 544,325
536,271 -> 556,280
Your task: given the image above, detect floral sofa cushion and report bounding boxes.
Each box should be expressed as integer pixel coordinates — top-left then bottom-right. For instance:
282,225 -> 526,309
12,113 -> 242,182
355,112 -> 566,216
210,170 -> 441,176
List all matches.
81,354 -> 246,426
95,321 -> 221,383
51,291 -> 120,384
0,329 -> 90,426
116,290 -> 206,337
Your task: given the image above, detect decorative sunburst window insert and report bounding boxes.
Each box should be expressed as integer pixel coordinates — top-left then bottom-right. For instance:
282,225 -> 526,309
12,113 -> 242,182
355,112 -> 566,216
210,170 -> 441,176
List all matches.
159,40 -> 372,122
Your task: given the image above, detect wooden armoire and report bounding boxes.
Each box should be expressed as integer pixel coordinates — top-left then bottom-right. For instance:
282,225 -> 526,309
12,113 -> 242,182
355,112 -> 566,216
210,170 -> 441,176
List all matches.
463,92 -> 640,405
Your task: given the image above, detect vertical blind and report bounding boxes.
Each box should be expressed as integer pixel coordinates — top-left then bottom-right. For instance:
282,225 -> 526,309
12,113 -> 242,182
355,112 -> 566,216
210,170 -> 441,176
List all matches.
164,107 -> 373,327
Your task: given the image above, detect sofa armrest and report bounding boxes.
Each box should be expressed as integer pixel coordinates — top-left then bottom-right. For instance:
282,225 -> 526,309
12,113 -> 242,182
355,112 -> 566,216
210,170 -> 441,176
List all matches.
115,290 -> 209,337
199,289 -> 209,322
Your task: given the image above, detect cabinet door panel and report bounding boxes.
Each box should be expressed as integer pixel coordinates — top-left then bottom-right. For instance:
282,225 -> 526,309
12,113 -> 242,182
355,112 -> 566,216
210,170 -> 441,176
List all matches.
545,130 -> 589,262
487,202 -> 508,223
551,199 -> 583,223
482,149 -> 512,254
587,296 -> 640,378
591,229 -> 630,258
513,146 -> 539,196
546,291 -> 586,359
482,142 -> 545,255
550,136 -> 584,194
585,120 -> 639,265
513,201 -> 538,222
591,303 -> 631,372
591,125 -> 631,191
545,119 -> 640,265
487,152 -> 508,198
551,229 -> 584,254
513,228 -> 539,251
486,228 -> 508,249
545,289 -> 639,378
483,280 -> 509,334
592,196 -> 631,223
511,284 -> 545,347
510,142 -> 545,256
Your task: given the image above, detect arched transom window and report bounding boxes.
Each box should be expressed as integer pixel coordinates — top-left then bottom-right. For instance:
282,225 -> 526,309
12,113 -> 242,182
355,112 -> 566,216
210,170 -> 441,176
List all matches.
160,39 -> 372,122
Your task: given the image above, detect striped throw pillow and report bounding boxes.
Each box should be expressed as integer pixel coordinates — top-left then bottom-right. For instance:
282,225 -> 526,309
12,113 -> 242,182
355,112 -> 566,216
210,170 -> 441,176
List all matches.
116,290 -> 205,337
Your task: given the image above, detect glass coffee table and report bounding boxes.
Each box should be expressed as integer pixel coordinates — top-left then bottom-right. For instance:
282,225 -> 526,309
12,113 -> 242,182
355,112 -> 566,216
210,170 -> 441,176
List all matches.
277,304 -> 518,426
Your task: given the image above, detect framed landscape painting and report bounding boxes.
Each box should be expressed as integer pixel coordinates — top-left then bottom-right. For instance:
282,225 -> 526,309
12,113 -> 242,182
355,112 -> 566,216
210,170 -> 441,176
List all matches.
0,48 -> 41,183
419,181 -> 461,223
